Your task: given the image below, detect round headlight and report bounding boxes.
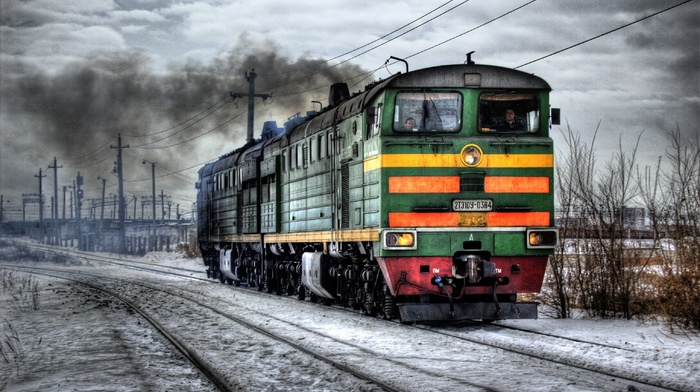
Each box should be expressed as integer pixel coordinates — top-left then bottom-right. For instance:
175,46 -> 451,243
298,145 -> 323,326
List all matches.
460,144 -> 483,167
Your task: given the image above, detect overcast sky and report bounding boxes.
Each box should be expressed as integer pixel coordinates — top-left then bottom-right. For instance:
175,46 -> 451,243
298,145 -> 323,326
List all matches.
1,0 -> 698,218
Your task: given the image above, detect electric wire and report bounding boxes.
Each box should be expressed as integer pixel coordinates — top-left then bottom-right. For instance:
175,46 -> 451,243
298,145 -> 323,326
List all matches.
403,0 -> 537,61
135,108 -> 247,150
123,96 -> 228,139
255,0 -> 472,99
261,0 -> 462,81
515,0 -> 696,69
330,0 -> 473,69
130,98 -> 230,148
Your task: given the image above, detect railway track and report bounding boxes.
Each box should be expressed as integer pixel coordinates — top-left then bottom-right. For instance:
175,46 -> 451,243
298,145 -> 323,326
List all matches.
0,263 -> 397,391
2,241 -> 691,391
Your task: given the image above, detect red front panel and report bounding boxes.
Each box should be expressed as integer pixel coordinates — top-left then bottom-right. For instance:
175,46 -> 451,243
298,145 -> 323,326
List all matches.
376,256 -> 548,297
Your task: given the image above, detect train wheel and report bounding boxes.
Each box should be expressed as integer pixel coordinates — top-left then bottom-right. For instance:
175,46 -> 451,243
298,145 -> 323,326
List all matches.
296,286 -> 306,301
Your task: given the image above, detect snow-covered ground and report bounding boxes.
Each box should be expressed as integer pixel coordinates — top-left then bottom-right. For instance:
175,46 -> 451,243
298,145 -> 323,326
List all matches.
1,241 -> 699,391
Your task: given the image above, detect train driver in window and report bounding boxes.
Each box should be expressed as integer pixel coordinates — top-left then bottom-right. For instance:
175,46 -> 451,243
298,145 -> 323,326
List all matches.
404,117 -> 417,131
500,108 -> 524,131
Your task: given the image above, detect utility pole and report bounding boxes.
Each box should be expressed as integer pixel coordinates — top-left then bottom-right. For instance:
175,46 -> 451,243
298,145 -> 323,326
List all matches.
230,69 -> 272,145
98,176 -> 106,221
0,195 -> 4,236
35,168 -> 46,240
112,194 -> 117,219
111,134 -> 129,254
160,190 -> 165,223
143,160 -> 156,251
76,173 -> 83,249
132,195 -> 137,220
69,183 -> 74,221
49,157 -> 63,245
62,186 -> 67,220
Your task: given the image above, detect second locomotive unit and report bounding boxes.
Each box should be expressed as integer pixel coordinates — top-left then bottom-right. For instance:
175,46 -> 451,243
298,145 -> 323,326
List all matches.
197,62 -> 558,322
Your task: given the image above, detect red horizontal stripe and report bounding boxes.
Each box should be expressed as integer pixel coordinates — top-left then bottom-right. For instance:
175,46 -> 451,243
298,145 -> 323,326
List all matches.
484,176 -> 549,193
388,176 -> 460,193
388,212 -> 550,227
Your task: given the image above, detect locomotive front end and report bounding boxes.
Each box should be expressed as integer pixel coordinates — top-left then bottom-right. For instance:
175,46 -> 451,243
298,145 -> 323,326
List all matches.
370,65 -> 558,322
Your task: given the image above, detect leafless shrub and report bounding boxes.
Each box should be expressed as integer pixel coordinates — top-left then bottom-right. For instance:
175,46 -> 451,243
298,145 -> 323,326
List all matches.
640,127 -> 700,332
175,241 -> 201,259
547,124 -> 662,321
547,125 -> 699,332
1,270 -> 16,294
7,274 -> 41,312
0,240 -> 31,261
0,321 -> 23,377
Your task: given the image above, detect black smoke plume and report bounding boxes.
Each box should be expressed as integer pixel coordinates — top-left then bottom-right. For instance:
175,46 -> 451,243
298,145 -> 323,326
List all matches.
1,37 -> 368,209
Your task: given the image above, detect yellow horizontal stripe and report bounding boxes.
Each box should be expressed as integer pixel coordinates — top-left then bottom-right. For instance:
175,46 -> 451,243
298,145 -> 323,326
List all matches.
264,229 -> 380,244
221,234 -> 263,243
364,153 -> 552,171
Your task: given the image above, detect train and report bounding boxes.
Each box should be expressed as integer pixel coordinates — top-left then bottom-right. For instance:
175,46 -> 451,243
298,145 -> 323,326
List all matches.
196,61 -> 559,322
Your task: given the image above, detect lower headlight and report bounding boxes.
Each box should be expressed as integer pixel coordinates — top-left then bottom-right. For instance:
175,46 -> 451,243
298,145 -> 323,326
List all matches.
527,229 -> 558,248
384,231 -> 417,250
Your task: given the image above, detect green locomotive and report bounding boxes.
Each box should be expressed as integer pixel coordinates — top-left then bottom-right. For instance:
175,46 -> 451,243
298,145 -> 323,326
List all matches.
197,63 -> 558,322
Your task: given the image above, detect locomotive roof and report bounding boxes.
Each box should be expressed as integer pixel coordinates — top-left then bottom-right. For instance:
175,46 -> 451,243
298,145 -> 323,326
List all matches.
199,161 -> 216,177
211,153 -> 240,173
284,76 -> 397,144
387,64 -> 551,90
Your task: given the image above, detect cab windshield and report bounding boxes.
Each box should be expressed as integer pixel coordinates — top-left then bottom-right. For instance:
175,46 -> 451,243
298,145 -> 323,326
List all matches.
393,91 -> 462,133
479,93 -> 540,133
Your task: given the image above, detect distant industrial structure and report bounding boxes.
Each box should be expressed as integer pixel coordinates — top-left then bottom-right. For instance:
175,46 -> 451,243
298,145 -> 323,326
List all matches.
555,205 -> 655,239
0,192 -> 196,255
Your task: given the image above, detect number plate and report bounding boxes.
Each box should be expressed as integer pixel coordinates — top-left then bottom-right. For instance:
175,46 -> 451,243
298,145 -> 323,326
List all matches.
452,199 -> 493,212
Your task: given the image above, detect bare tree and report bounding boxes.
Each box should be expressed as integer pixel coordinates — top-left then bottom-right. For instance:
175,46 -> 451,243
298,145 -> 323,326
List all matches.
647,127 -> 700,330
548,124 -> 660,319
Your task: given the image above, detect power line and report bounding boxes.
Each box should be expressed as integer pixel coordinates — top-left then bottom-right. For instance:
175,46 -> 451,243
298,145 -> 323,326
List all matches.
262,0 -> 463,82
134,108 -> 246,150
331,0 -> 473,69
130,98 -> 230,148
58,136 -> 116,166
255,1 -> 471,97
404,0 -> 537,61
515,0 -> 696,69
